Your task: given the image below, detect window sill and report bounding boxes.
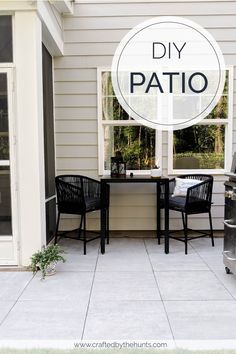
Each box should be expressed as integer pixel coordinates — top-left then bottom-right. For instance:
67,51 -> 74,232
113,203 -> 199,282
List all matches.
168,169 -> 226,176
100,170 -> 156,176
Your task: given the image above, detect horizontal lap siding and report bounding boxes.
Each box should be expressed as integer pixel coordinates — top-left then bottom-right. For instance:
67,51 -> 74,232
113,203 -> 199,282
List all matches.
54,0 -> 236,230
60,205 -> 223,218
72,2 -> 234,16
64,28 -> 236,43
62,15 -> 236,31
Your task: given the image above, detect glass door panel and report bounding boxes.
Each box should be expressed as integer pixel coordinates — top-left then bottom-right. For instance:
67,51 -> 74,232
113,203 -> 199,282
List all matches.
0,73 -> 9,160
42,44 -> 56,244
0,166 -> 11,235
0,72 -> 12,236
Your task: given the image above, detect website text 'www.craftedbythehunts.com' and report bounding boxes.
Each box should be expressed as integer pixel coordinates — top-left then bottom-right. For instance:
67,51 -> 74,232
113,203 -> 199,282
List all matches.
74,341 -> 168,350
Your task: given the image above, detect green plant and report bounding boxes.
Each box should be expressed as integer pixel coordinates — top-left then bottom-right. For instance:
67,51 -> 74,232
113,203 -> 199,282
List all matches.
30,244 -> 66,279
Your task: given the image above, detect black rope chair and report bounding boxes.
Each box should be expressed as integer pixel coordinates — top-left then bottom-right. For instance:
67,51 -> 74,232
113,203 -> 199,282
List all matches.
161,174 -> 214,254
54,175 -> 109,254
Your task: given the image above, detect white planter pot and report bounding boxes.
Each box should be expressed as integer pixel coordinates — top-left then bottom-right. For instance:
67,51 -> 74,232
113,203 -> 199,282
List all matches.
44,262 -> 57,277
150,168 -> 162,178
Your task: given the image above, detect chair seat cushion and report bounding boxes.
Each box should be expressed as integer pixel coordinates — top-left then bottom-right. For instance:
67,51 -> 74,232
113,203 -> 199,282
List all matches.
58,197 -> 103,214
160,196 -> 210,213
169,196 -> 186,211
59,201 -> 83,214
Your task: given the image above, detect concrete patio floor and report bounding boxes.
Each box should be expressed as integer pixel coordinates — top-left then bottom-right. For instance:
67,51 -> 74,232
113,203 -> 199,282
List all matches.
0,236 -> 236,350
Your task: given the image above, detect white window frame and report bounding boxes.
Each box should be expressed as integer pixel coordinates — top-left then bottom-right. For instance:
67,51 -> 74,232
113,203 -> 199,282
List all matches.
0,16 -> 19,265
97,67 -> 162,175
0,68 -> 19,265
168,66 -> 234,175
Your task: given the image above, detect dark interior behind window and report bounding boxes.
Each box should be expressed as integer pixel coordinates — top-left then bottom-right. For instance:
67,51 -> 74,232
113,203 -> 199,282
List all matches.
42,44 -> 56,243
0,16 -> 13,63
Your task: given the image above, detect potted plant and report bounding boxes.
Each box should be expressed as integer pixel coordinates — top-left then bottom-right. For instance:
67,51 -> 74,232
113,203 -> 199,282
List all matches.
30,244 -> 66,279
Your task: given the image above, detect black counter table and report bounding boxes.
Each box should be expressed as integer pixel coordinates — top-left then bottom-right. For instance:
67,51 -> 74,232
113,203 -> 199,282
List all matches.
100,175 -> 169,254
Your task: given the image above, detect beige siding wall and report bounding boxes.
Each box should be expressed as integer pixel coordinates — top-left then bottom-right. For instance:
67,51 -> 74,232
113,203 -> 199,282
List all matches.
54,0 -> 236,231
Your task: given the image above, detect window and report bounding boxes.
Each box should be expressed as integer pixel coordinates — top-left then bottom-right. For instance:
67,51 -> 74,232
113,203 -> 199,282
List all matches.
42,44 -> 56,244
98,69 -> 162,175
0,73 -> 11,235
0,16 -> 13,63
98,68 -> 233,175
168,68 -> 233,174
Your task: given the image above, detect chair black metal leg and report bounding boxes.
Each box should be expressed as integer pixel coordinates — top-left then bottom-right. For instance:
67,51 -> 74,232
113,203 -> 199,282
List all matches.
183,213 -> 188,255
157,183 -> 161,245
106,207 -> 109,245
78,214 -> 83,240
158,209 -> 162,245
181,212 -> 185,229
83,214 -> 87,255
209,210 -> 214,247
157,219 -> 161,245
54,212 -> 60,244
100,208 -> 106,254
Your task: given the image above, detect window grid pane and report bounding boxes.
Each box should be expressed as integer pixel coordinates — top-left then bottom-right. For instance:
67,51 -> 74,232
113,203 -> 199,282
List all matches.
0,16 -> 13,63
173,125 -> 225,170
104,125 -> 156,171
172,69 -> 230,171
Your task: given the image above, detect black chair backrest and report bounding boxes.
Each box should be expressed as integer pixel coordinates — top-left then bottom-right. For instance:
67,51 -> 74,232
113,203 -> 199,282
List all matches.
80,176 -> 100,199
55,175 -> 105,214
55,175 -> 84,214
178,174 -> 213,205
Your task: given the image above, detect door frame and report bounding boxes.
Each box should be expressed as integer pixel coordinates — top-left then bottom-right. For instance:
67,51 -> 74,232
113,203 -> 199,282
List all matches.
0,67 -> 19,265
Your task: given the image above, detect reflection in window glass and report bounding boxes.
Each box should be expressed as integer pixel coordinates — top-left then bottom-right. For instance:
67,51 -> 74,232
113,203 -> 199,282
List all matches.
0,166 -> 12,235
173,125 -> 225,169
171,69 -> 231,172
104,126 -> 156,170
0,74 -> 9,160
173,95 -> 200,122
102,71 -> 114,96
101,71 -> 134,121
0,16 -> 13,63
205,96 -> 228,119
223,71 -> 229,94
102,96 -> 129,120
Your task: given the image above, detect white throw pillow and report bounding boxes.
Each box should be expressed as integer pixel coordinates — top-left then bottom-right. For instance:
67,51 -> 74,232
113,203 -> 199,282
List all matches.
172,177 -> 202,197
